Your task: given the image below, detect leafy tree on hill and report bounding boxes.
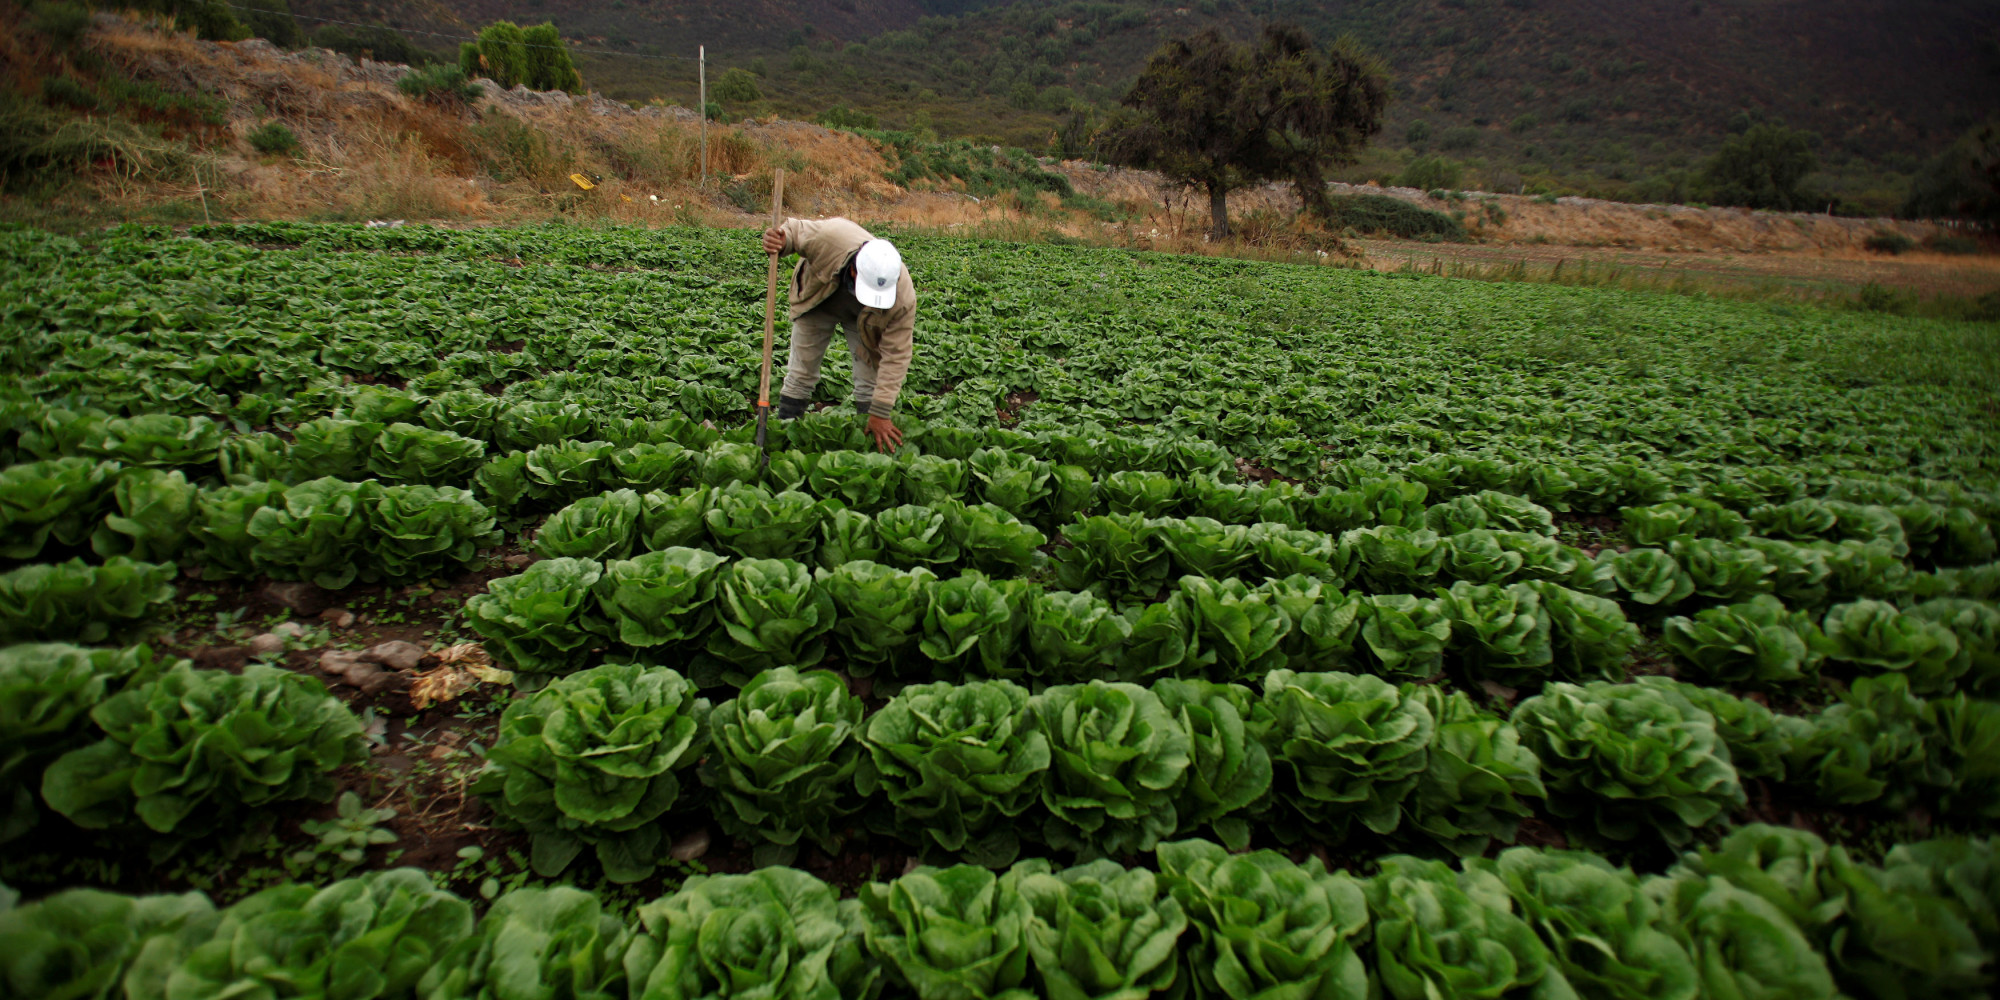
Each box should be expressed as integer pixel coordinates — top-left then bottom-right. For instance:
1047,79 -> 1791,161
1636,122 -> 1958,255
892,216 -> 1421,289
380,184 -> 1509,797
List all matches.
460,21 -> 582,94
1700,122 -> 1819,211
1903,121 -> 2000,228
1102,24 -> 1389,239
236,0 -> 302,49
715,67 -> 763,105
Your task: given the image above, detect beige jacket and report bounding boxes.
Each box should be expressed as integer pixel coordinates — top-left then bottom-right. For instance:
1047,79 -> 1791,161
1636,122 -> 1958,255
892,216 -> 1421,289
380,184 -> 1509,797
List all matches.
776,216 -> 915,418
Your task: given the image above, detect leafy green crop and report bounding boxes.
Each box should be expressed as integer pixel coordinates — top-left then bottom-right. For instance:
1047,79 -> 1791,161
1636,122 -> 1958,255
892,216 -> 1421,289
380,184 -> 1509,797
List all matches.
1439,580 -> 1554,683
159,869 -> 473,1000
536,488 -> 642,562
810,449 -> 900,511
859,864 -> 1034,1000
704,484 -> 833,560
88,469 -> 197,563
1365,855 -> 1577,1000
419,886 -> 632,1000
1662,594 -> 1821,686
1641,677 -> 1793,781
857,679 -> 1049,865
702,558 -> 837,684
288,417 -> 381,480
1356,593 -> 1454,677
821,560 -> 934,678
43,662 -> 365,840
1030,680 -> 1190,858
1527,581 -> 1641,680
247,476 -> 381,589
1178,576 -> 1290,680
1783,673 -> 1943,808
0,555 -> 178,644
0,642 -> 166,844
1157,838 -> 1371,1000
1511,680 -> 1744,847
1470,848 -> 1698,1000
605,441 -> 695,493
919,570 -> 1029,680
1817,598 -> 1965,693
898,453 -> 968,506
366,421 -> 486,483
366,484 -> 502,580
701,667 -> 864,866
1153,678 -> 1271,849
479,662 -> 709,882
1008,857 -> 1186,1000
627,867 -> 877,1000
0,456 -> 117,560
1258,669 -> 1433,841
1402,685 -> 1545,857
0,885 -> 218,1000
463,557 -> 606,685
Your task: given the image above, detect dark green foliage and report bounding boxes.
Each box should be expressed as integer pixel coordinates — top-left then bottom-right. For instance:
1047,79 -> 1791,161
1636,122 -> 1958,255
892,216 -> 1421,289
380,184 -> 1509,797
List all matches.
397,65 -> 483,106
1701,122 -> 1818,210
246,121 -> 300,157
235,0 -> 303,48
310,24 -> 437,66
1104,25 -> 1390,237
1324,193 -> 1468,240
1903,121 -> 2000,228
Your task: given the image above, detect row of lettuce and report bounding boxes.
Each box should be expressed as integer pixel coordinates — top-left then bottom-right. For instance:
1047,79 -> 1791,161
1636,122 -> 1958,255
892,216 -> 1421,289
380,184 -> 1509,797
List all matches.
9,640 -> 1994,881
5,825 -> 1996,1000
7,390 -> 1998,528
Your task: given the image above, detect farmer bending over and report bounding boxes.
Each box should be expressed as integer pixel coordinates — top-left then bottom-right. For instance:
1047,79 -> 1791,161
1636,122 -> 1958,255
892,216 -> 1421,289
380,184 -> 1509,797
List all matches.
762,217 -> 914,453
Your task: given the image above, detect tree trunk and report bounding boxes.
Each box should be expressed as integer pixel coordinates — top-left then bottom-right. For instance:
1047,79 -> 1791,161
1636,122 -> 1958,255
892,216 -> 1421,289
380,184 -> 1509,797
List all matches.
1208,182 -> 1230,240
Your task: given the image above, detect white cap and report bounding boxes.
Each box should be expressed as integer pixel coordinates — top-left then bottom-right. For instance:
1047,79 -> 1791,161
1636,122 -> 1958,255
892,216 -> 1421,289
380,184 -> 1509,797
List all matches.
854,239 -> 902,309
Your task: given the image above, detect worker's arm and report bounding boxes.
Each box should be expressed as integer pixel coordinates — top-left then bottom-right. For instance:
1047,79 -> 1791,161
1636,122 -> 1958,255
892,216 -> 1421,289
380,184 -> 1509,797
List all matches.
762,217 -> 824,256
867,274 -> 917,420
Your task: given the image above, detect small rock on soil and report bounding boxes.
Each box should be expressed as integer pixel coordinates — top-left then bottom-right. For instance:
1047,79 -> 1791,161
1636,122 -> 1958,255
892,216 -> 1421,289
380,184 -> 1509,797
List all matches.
246,633 -> 286,657
263,580 -> 331,616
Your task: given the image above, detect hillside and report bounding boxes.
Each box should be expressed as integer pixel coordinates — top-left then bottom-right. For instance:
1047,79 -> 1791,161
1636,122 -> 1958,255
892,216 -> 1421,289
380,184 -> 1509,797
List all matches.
286,0 -> 2000,213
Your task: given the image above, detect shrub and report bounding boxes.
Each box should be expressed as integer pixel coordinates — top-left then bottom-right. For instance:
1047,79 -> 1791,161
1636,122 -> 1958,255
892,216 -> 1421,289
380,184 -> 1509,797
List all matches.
1323,193 -> 1467,241
247,121 -> 301,156
397,63 -> 483,105
310,24 -> 435,65
816,105 -> 878,130
1863,230 -> 1916,254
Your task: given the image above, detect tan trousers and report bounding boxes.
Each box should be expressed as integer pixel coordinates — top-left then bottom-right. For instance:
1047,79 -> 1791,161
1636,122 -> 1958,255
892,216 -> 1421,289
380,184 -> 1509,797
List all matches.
780,308 -> 876,408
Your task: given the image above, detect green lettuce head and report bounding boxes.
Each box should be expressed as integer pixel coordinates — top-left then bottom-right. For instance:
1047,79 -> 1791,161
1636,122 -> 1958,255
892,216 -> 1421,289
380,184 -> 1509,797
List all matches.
1469,848 -> 1698,1000
1401,684 -> 1544,858
626,867 -> 877,1000
701,667 -> 864,866
1157,838 -> 1371,1000
1365,855 -> 1578,1000
857,679 -> 1049,866
1511,681 -> 1744,847
1007,858 -> 1186,1000
163,869 -> 473,1000
419,886 -> 632,1000
1029,680 -> 1191,858
1258,669 -> 1433,842
859,864 -> 1034,1000
478,662 -> 709,883
42,662 -> 365,841
1153,678 -> 1271,850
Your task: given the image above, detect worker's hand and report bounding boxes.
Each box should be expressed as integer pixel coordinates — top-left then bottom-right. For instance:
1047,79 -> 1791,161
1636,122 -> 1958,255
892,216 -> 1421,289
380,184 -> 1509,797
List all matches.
866,415 -> 904,453
761,226 -> 785,255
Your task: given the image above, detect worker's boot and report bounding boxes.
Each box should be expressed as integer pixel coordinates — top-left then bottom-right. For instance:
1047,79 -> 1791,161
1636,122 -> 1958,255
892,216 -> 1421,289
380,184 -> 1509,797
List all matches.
776,395 -> 809,419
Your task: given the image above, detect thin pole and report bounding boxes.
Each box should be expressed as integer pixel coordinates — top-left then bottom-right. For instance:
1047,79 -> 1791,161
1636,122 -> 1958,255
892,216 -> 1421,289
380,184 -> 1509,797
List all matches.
698,45 -> 706,190
754,168 -> 787,464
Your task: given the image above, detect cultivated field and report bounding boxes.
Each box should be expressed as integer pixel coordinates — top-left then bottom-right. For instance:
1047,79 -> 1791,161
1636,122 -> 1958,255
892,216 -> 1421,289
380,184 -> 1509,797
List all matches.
3,221 -> 1998,999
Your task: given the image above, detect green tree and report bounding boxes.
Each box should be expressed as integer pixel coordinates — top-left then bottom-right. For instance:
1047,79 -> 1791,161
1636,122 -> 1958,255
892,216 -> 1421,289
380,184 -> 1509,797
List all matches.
461,21 -> 529,89
1903,121 -> 2000,228
1398,155 -> 1461,191
1102,25 -> 1389,238
128,0 -> 245,41
715,67 -> 762,105
521,23 -> 583,93
1701,122 -> 1818,210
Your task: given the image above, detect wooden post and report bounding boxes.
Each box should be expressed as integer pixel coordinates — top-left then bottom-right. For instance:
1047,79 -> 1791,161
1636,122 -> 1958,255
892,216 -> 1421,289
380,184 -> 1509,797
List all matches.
753,168 -> 786,463
698,45 -> 707,190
